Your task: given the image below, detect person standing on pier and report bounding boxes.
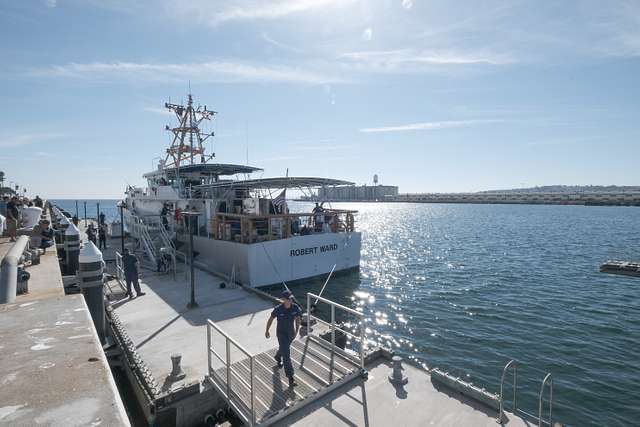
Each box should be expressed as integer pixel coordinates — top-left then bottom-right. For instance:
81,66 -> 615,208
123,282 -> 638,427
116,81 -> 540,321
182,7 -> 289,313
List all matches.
98,223 -> 107,250
265,290 -> 301,388
122,248 -> 145,299
6,196 -> 20,242
86,223 -> 97,244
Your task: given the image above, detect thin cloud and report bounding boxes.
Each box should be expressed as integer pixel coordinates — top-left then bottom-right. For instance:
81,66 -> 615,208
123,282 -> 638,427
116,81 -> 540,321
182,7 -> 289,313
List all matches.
359,119 -> 503,133
143,106 -> 174,116
0,133 -> 65,148
209,0 -> 357,25
261,33 -> 305,54
28,61 -> 345,85
340,49 -> 512,69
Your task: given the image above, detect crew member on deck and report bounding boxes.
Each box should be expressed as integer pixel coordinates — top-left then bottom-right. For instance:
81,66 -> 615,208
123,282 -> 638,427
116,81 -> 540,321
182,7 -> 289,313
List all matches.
265,290 -> 301,388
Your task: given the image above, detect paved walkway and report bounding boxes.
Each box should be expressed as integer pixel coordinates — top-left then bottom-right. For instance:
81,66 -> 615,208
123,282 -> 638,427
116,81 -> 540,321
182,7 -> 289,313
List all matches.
0,235 -> 129,426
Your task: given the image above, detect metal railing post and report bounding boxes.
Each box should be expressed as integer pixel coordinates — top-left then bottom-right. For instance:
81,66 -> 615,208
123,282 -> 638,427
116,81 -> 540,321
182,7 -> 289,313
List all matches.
250,357 -> 255,427
359,316 -> 365,370
331,304 -> 336,348
307,292 -> 312,333
207,323 -> 212,376
498,360 -> 517,424
538,373 -> 553,427
226,339 -> 231,400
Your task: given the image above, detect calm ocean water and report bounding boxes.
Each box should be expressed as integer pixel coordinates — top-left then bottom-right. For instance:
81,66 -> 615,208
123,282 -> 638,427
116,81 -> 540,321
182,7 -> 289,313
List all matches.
53,199 -> 639,426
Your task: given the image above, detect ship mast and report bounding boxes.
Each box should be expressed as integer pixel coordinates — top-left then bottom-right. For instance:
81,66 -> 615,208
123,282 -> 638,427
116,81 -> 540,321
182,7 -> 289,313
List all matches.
163,93 -> 217,174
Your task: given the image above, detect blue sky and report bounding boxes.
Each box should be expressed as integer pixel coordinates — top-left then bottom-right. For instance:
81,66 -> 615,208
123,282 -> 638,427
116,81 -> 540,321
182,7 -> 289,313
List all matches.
1,0 -> 639,198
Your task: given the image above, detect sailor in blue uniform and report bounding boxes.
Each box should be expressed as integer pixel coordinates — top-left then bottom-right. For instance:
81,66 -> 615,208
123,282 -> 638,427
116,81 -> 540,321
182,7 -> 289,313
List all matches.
265,290 -> 301,387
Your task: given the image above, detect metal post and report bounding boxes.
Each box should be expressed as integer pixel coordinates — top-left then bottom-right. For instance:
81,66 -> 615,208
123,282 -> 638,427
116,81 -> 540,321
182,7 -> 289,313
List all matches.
75,200 -> 79,218
538,374 -> 553,427
186,214 -> 197,309
119,202 -> 125,255
360,316 -> 365,370
226,339 -> 231,400
207,324 -> 212,375
331,304 -> 336,348
83,201 -> 87,226
97,202 -> 100,225
250,357 -> 255,426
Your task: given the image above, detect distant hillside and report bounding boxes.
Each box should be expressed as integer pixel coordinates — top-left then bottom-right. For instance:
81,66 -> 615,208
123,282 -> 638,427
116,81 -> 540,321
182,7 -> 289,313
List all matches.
480,185 -> 640,194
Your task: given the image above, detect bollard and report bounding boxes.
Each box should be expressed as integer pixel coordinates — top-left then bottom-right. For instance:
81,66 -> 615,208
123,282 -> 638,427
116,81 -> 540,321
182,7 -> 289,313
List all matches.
388,355 -> 408,386
169,353 -> 186,381
78,241 -> 105,342
55,215 -> 69,258
64,222 -> 80,275
0,236 -> 30,304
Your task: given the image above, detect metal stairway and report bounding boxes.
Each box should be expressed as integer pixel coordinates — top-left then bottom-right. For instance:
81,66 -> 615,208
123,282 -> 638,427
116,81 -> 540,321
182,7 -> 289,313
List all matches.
126,214 -> 179,274
206,293 -> 367,427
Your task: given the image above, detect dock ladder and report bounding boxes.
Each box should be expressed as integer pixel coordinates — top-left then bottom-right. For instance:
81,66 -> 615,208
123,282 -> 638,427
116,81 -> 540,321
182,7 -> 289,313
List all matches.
497,360 -> 554,426
206,292 -> 367,426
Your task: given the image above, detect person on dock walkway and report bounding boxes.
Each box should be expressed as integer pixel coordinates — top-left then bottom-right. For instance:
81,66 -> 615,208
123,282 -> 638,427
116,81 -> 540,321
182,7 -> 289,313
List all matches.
98,223 -> 107,250
265,290 -> 301,388
39,219 -> 54,251
122,249 -> 145,299
86,223 -> 97,245
6,196 -> 20,242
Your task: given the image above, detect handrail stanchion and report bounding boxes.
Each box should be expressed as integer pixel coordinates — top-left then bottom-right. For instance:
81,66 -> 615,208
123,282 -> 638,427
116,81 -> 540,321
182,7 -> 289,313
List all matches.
207,324 -> 212,376
538,373 -> 553,427
307,292 -> 312,333
330,305 -> 336,348
498,360 -> 517,424
360,315 -> 365,370
250,357 -> 256,427
226,339 -> 231,402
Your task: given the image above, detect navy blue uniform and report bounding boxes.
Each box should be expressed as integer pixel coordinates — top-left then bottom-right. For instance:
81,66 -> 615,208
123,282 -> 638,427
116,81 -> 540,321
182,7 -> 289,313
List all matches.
122,252 -> 142,296
271,303 -> 301,380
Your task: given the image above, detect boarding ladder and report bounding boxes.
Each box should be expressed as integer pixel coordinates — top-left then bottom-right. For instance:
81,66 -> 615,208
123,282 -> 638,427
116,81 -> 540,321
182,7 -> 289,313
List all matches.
497,360 -> 554,426
126,213 -> 180,276
206,293 -> 368,426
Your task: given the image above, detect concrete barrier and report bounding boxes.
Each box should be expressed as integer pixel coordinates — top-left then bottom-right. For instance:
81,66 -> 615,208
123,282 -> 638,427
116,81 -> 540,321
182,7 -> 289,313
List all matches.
0,235 -> 30,304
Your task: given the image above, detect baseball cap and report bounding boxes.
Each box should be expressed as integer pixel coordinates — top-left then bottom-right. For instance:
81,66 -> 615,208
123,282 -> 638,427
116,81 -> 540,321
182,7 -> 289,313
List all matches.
282,290 -> 293,299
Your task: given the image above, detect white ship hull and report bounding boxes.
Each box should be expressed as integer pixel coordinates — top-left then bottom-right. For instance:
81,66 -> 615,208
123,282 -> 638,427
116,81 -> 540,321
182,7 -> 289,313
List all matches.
190,232 -> 361,287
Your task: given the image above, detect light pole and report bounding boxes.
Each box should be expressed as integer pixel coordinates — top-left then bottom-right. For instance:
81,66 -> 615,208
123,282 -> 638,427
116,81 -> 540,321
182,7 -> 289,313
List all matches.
183,211 -> 198,309
117,200 -> 125,255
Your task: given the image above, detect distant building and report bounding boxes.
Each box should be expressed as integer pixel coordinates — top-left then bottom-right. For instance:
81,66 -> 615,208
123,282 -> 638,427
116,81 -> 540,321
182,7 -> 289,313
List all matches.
318,184 -> 399,201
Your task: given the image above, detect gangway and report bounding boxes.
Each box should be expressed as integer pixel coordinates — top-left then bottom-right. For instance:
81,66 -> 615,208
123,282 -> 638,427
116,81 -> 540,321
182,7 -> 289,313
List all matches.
206,293 -> 367,426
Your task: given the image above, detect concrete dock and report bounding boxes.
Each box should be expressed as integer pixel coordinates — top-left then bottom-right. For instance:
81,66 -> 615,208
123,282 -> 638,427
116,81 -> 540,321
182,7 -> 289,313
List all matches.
108,260 -> 535,426
0,234 -> 129,426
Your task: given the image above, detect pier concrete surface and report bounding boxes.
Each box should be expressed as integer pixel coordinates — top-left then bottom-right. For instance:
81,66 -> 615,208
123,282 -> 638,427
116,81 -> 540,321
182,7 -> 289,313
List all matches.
110,262 -> 535,427
280,358 -> 531,427
0,236 -> 129,426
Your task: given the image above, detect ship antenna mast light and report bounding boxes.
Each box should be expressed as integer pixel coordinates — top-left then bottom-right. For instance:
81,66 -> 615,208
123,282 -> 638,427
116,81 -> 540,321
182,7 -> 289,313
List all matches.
163,93 -> 218,171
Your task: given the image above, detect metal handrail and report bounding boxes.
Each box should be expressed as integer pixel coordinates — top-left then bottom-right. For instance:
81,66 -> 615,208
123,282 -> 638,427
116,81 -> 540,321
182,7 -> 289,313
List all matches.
207,319 -> 256,427
306,292 -> 365,370
498,360 -> 517,423
538,373 -> 553,427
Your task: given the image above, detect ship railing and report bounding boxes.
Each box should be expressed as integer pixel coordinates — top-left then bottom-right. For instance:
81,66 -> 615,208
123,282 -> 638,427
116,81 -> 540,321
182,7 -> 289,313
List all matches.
210,209 -> 357,244
497,360 -> 554,426
207,319 -> 257,427
306,292 -> 366,371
